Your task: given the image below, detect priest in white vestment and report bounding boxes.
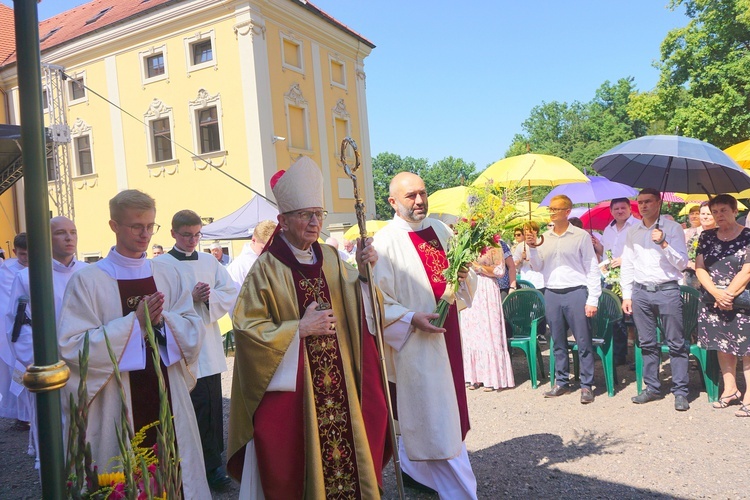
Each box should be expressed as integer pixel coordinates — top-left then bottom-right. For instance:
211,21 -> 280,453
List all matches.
156,209 -> 238,491
0,234 -> 29,423
58,190 -> 210,499
372,172 -> 478,499
5,217 -> 86,468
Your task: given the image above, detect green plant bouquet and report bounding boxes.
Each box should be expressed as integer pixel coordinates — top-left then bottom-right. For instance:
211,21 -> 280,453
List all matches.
431,185 -> 523,327
65,305 -> 181,500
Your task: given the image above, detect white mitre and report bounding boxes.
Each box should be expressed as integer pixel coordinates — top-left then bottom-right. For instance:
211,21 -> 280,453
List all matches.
271,156 -> 324,213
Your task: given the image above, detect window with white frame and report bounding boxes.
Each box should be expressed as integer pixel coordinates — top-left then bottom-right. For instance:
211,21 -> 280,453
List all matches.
74,136 -> 94,176
144,99 -> 176,164
329,55 -> 346,89
281,33 -> 303,73
184,31 -> 216,73
139,45 -> 168,84
70,118 -> 95,177
67,73 -> 87,104
42,89 -> 49,112
188,89 -> 224,156
284,84 -> 310,151
151,118 -> 173,162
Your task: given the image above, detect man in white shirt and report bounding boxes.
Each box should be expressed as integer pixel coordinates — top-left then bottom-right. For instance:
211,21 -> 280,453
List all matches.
156,210 -> 238,491
225,220 -> 276,290
528,195 -> 601,404
621,188 -> 690,411
594,198 -> 638,365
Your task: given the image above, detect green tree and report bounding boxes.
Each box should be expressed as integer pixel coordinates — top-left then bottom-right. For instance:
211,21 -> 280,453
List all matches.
505,78 -> 645,187
420,156 -> 478,195
646,0 -> 750,147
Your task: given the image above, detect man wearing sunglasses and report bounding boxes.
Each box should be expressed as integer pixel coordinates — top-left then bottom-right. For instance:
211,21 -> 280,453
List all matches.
156,209 -> 238,491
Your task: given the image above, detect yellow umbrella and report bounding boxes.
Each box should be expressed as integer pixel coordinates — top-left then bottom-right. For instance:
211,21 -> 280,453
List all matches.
428,186 -> 503,217
724,140 -> 750,170
343,220 -> 389,240
472,153 -> 589,188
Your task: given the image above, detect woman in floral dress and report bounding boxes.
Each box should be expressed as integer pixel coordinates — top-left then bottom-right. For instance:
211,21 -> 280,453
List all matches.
695,194 -> 750,417
460,244 -> 515,392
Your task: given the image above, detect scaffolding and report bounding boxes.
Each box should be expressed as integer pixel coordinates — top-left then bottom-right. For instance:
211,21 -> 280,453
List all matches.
42,63 -> 74,221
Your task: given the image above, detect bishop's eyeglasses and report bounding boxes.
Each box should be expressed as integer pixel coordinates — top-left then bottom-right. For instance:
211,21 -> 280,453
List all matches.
289,210 -> 328,222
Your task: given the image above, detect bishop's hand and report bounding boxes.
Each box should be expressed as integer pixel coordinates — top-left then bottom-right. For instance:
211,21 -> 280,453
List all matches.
355,237 -> 377,270
299,301 -> 337,338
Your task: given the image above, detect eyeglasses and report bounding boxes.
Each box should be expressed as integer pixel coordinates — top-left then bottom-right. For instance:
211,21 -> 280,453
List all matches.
547,207 -> 569,213
118,223 -> 160,235
177,231 -> 202,240
289,210 -> 328,223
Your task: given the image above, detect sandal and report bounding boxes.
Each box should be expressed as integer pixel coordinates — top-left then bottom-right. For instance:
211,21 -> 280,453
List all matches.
468,383 -> 482,390
734,404 -> 750,417
483,386 -> 495,392
713,390 -> 742,409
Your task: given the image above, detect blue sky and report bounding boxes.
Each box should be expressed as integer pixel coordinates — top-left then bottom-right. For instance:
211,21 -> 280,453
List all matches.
14,0 -> 689,170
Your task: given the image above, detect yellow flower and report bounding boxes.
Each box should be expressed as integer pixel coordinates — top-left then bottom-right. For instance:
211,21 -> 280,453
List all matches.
98,471 -> 126,486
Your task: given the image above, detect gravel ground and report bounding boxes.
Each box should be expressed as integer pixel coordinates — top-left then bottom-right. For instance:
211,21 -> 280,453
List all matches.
1,347 -> 746,499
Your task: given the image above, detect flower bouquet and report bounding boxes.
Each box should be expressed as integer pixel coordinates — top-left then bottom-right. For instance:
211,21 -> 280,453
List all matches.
431,185 -> 523,327
65,306 -> 181,499
600,250 -> 622,297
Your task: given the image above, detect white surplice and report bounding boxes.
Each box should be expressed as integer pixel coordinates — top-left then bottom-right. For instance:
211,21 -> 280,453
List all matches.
156,250 -> 237,378
58,248 -> 210,499
0,258 -> 26,419
5,258 -> 87,464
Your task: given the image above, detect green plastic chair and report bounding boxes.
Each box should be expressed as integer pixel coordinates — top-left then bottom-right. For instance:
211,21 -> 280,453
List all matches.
516,279 -> 536,289
548,290 -> 621,396
502,289 -> 546,388
634,285 -> 719,402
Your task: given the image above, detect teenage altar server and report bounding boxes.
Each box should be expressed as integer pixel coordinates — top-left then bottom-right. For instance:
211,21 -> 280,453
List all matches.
57,189 -> 210,498
156,209 -> 238,491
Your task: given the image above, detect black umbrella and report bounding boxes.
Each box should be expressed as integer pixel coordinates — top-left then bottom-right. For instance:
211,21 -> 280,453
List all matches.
592,135 -> 750,228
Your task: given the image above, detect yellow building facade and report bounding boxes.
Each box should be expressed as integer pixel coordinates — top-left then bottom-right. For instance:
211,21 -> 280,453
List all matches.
0,0 -> 375,259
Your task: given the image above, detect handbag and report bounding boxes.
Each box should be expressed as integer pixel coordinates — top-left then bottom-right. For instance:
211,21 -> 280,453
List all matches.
702,286 -> 750,310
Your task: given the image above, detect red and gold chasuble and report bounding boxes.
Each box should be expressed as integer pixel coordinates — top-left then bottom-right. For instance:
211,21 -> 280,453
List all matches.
252,237 -> 388,499
407,226 -> 470,441
117,277 -> 173,449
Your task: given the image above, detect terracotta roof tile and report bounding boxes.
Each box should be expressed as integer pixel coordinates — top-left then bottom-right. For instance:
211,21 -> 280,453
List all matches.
0,4 -> 16,67
0,0 -> 372,69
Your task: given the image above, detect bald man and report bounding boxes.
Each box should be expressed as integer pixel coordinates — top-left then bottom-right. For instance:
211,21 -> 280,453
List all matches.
5,216 -> 87,468
372,172 -> 478,499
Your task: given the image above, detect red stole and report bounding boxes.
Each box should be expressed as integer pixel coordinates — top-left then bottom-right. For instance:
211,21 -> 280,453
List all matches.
117,277 -> 173,449
407,226 -> 470,441
252,237 -> 388,499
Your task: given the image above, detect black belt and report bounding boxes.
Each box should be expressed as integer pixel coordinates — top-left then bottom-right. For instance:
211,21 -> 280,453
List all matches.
547,285 -> 586,294
634,280 -> 679,292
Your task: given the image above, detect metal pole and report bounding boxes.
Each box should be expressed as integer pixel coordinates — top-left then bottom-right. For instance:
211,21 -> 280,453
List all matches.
13,1 -> 68,498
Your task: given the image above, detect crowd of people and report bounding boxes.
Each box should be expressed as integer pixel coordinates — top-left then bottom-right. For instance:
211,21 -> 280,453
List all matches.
0,160 -> 749,498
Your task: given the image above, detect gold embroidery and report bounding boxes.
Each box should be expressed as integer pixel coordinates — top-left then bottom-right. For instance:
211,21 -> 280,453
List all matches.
418,241 -> 448,284
126,295 -> 143,310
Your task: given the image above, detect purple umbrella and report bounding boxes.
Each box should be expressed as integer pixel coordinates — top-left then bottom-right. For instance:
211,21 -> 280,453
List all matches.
540,175 -> 638,206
